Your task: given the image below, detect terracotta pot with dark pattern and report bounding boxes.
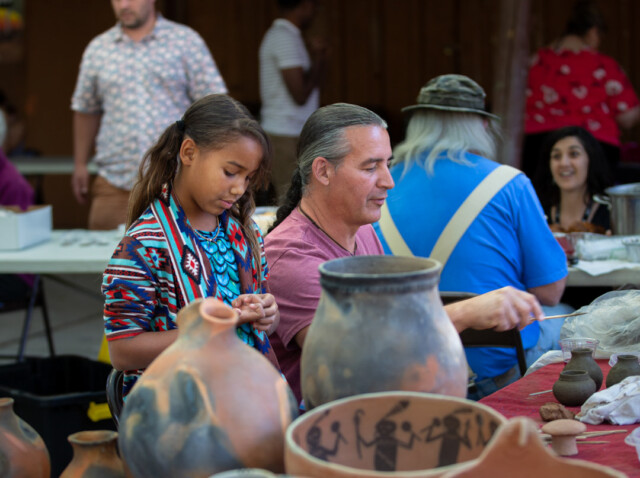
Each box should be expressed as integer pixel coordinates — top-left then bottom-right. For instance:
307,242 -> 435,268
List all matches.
118,298 -> 298,478
60,430 -> 126,478
0,397 -> 50,478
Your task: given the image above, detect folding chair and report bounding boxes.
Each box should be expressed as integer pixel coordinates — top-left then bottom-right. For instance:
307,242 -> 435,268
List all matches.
440,291 -> 528,377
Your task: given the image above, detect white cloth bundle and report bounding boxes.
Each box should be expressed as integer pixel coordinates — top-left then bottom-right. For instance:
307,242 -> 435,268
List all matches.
577,376 -> 640,425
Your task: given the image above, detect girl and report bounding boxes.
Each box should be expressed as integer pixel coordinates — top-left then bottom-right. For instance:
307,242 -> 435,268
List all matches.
103,94 -> 279,396
536,126 -> 613,234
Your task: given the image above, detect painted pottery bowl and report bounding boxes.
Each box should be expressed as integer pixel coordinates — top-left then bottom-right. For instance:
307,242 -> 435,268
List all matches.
285,391 -> 506,478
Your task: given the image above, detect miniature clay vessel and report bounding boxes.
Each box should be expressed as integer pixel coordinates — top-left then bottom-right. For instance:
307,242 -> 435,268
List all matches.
0,397 -> 50,478
285,391 -> 506,478
118,298 -> 299,478
552,370 -> 596,407
60,430 -> 126,477
442,417 -> 625,478
301,256 -> 468,409
563,347 -> 603,390
605,354 -> 640,388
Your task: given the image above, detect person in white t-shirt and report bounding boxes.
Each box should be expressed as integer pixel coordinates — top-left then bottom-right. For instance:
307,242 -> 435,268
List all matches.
259,0 -> 327,202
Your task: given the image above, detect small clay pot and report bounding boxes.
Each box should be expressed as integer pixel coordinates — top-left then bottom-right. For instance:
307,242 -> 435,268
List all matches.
552,370 -> 596,407
0,397 -> 50,478
606,354 -> 640,388
60,430 -> 126,477
563,348 -> 603,390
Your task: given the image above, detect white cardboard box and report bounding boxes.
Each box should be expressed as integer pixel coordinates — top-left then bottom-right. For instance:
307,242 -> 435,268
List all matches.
0,205 -> 52,250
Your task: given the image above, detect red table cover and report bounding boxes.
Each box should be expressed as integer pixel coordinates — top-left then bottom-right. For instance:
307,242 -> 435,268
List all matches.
480,359 -> 639,477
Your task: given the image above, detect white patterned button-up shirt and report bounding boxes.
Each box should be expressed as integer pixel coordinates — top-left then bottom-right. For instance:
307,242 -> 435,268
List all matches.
71,15 -> 227,190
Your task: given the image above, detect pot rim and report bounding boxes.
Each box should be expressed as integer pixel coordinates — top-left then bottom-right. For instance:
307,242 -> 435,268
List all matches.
285,390 -> 507,477
318,256 -> 442,292
604,182 -> 640,197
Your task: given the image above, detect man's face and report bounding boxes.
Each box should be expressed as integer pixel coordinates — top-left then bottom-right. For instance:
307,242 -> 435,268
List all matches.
326,125 -> 394,228
111,0 -> 155,29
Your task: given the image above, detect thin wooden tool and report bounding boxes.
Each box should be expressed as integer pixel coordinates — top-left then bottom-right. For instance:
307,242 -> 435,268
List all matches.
538,311 -> 586,321
529,389 -> 553,396
540,430 -> 627,441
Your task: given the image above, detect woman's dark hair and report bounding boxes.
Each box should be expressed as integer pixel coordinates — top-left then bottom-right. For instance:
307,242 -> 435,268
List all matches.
535,126 -> 613,212
268,103 -> 387,232
564,0 -> 607,36
127,94 -> 272,282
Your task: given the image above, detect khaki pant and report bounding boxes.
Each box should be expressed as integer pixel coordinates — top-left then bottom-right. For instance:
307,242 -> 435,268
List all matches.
268,134 -> 299,203
89,175 -> 131,230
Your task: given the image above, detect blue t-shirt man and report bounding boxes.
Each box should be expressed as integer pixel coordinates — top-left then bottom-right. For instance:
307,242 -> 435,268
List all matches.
373,151 -> 568,383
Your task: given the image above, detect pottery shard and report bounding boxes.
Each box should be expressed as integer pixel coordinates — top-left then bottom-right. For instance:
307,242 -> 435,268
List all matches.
539,402 -> 575,422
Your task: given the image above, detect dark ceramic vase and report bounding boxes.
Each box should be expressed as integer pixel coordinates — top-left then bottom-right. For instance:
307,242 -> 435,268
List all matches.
606,354 -> 640,388
300,256 -> 468,410
0,397 -> 50,478
60,430 -> 126,478
563,347 -> 603,390
118,298 -> 299,478
552,370 -> 596,407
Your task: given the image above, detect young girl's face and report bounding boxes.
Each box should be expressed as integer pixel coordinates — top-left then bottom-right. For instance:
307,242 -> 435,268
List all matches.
549,136 -> 589,194
178,135 -> 263,230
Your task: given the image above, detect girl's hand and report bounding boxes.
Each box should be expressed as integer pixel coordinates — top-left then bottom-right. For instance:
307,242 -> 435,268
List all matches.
232,293 -> 280,335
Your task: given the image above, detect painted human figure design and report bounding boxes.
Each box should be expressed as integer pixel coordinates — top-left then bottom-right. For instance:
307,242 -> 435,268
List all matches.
353,400 -> 420,472
306,410 -> 347,460
475,413 -> 500,447
421,408 -> 473,467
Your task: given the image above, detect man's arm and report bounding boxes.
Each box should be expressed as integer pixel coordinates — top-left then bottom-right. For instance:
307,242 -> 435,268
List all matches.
528,277 -> 566,306
72,111 -> 101,204
294,325 -> 310,348
444,286 -> 543,333
281,38 -> 327,105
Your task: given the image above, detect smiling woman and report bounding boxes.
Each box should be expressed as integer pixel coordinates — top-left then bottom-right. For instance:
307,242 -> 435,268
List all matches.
536,126 -> 613,234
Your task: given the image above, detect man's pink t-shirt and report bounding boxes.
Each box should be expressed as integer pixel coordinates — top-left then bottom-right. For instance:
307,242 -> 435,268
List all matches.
264,208 -> 384,403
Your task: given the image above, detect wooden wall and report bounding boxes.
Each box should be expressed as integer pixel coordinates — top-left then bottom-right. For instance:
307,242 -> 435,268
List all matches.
2,0 -> 639,226
4,0 -> 639,154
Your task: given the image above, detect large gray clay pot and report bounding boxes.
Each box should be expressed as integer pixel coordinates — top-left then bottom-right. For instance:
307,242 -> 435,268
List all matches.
118,298 -> 299,478
301,256 -> 468,409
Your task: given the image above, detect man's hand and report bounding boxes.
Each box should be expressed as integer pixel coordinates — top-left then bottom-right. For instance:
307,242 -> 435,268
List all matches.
445,286 -> 543,332
71,164 -> 90,204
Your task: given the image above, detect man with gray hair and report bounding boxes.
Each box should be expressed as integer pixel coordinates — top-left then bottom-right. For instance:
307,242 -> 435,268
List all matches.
265,102 -> 545,403
373,74 -> 568,398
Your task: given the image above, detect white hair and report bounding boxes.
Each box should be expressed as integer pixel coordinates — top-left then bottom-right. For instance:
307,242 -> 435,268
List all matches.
392,109 -> 500,176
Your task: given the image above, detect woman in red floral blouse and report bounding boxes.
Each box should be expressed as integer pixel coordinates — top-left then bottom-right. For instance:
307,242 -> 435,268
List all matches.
522,0 -> 640,186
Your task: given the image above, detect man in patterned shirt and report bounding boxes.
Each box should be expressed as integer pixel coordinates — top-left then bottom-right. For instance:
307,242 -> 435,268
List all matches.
71,0 -> 227,230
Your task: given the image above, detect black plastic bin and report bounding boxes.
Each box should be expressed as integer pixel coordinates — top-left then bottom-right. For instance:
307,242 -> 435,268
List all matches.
0,355 -> 116,477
